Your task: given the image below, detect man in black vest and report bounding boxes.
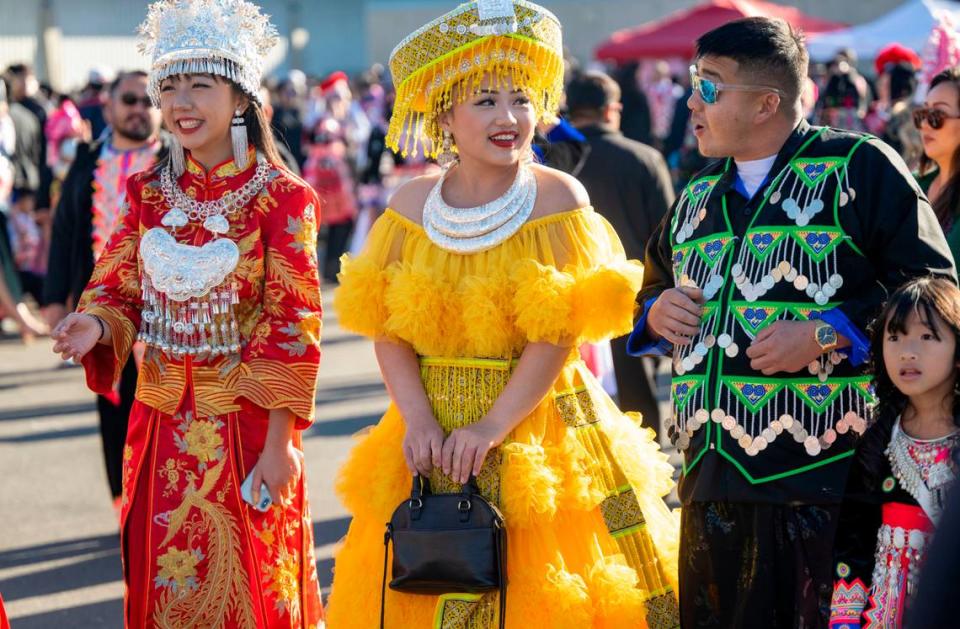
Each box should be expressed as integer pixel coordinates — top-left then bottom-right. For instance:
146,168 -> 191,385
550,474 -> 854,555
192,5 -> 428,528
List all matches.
565,71 -> 674,435
44,70 -> 166,514
628,18 -> 956,627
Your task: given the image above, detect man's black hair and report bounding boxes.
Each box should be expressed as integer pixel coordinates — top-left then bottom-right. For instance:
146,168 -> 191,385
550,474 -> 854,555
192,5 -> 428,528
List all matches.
565,71 -> 621,118
5,63 -> 31,77
695,17 -> 808,106
109,70 -> 149,95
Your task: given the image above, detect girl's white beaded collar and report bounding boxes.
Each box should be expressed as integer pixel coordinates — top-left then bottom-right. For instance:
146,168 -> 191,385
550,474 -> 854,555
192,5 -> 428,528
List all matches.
423,164 -> 537,254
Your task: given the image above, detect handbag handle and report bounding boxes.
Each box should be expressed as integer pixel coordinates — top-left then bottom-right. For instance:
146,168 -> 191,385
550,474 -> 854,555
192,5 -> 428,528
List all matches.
408,474 -> 481,500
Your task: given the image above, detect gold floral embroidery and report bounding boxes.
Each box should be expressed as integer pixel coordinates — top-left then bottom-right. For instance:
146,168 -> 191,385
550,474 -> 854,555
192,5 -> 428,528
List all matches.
155,546 -> 201,592
153,456 -> 256,627
285,206 -> 318,260
158,457 -> 188,498
268,551 -> 302,616
277,310 -> 322,356
180,417 -> 225,465
256,504 -> 304,622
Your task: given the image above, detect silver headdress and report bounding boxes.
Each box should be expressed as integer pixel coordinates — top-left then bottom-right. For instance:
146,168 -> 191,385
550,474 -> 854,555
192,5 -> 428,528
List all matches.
137,0 -> 278,107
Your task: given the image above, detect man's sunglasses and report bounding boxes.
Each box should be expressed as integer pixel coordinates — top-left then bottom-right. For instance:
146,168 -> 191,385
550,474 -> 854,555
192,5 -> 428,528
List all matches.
912,107 -> 960,130
120,93 -> 153,108
689,65 -> 784,105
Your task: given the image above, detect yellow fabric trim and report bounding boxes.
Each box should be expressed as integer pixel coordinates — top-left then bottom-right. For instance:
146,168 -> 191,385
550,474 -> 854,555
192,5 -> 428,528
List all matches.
135,358 -> 243,417
233,359 -> 318,423
419,356 -> 518,369
432,592 -> 491,629
84,304 -> 136,386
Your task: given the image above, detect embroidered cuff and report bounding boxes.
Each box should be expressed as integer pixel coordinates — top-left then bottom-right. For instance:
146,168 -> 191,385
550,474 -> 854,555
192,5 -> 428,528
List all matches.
820,308 -> 870,366
829,577 -> 867,628
626,297 -> 672,357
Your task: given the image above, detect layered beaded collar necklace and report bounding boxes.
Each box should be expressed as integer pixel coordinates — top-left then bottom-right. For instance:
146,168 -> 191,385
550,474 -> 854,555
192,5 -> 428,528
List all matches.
423,164 -> 537,254
159,154 -> 272,235
888,418 -> 960,523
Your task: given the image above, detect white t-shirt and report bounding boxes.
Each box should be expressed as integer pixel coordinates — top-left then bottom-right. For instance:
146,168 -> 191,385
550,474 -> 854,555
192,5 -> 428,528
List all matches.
734,154 -> 778,199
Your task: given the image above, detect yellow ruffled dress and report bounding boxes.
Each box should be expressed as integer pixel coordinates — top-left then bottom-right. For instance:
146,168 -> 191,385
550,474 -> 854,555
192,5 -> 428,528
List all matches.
327,207 -> 681,629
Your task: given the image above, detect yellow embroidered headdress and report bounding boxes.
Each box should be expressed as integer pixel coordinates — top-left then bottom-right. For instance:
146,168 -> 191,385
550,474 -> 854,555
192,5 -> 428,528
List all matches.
387,0 -> 564,158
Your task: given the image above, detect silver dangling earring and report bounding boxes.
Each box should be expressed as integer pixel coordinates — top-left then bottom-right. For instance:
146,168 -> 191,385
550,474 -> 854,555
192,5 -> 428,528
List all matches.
169,133 -> 186,177
437,130 -> 458,169
231,107 -> 249,169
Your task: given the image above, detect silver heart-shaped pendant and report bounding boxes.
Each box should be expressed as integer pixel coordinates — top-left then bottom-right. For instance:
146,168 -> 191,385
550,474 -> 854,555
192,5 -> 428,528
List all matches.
203,214 -> 230,235
161,208 -> 188,229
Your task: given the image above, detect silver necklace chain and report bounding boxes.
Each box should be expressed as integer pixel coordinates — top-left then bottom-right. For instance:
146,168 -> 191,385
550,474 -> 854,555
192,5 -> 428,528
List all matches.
423,165 -> 537,254
160,156 -> 273,222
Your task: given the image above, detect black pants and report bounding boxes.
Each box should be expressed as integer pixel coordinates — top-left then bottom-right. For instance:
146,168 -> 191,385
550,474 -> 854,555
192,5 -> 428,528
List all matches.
610,334 -> 662,439
679,501 -> 839,629
95,357 -> 137,498
323,220 -> 354,282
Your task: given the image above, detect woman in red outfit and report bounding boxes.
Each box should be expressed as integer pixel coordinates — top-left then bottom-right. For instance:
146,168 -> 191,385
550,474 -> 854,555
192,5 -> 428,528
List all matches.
50,1 -> 325,626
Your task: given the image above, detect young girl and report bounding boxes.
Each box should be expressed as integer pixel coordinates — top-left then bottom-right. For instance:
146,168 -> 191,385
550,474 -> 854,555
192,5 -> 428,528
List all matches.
830,277 -> 960,628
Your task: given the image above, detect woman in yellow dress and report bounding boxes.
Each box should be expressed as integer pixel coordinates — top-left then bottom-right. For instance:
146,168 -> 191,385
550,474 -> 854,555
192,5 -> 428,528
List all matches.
327,2 -> 680,627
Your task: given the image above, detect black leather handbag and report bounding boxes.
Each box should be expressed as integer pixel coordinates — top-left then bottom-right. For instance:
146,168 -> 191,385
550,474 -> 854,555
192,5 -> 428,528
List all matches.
380,475 -> 507,628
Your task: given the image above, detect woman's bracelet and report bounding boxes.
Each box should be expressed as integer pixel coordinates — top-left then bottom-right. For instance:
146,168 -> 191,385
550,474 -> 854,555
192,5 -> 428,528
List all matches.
90,314 -> 106,341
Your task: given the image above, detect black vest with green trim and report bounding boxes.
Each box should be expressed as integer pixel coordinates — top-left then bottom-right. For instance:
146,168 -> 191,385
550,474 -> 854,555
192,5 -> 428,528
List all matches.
668,126 -> 876,498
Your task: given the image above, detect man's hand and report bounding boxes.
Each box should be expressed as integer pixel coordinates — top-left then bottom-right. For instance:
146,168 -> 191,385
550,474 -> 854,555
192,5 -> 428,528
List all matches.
746,320 -> 824,375
646,286 -> 705,346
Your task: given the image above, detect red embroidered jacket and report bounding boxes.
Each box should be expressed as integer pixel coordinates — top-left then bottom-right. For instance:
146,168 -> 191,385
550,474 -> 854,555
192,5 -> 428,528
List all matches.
78,150 -> 322,428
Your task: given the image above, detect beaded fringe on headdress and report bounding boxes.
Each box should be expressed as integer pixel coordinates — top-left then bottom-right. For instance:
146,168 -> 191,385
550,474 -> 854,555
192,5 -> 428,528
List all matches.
147,56 -> 256,107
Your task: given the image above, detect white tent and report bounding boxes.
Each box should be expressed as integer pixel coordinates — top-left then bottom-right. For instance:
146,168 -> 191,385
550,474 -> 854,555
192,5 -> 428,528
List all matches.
806,0 -> 960,62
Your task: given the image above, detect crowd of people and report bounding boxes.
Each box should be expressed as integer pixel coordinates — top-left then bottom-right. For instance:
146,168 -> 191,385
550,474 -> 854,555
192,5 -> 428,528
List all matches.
0,0 -> 959,628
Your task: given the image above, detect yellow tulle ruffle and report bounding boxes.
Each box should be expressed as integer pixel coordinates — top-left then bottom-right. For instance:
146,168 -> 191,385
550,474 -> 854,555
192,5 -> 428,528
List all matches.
334,207 -> 645,356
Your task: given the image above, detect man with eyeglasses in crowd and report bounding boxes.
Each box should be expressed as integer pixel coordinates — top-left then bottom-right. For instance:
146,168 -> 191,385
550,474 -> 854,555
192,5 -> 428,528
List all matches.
44,70 -> 167,517
627,17 -> 956,627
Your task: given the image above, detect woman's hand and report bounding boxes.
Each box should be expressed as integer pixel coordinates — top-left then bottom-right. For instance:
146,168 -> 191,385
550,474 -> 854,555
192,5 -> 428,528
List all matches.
441,420 -> 509,484
51,313 -> 103,361
250,441 -> 303,508
402,415 -> 445,477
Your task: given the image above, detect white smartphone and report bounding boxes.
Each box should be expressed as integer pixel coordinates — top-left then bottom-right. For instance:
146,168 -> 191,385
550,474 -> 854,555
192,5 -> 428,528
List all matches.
240,468 -> 273,512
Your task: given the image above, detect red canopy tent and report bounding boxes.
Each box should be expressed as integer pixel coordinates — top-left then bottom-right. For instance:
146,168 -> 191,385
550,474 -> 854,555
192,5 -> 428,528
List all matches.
595,0 -> 845,62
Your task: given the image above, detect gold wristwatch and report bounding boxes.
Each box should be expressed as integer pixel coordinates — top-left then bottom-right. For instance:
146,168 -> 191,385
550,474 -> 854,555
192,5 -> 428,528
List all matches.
814,320 -> 838,352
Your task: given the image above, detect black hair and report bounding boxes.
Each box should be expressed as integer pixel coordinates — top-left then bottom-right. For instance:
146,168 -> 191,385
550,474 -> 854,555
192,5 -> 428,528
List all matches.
5,63 -> 31,77
919,66 -> 960,228
695,16 -> 808,107
109,70 -> 149,96
565,71 -> 621,119
886,62 -> 917,103
869,277 -> 960,424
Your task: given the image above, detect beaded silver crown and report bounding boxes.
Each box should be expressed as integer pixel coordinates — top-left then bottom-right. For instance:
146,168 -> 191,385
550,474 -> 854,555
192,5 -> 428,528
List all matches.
138,0 -> 278,106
